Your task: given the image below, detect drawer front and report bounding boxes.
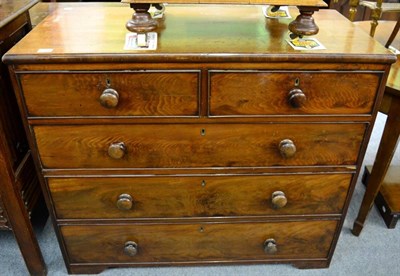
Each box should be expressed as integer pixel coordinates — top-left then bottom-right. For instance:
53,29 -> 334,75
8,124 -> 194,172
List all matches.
34,123 -> 365,169
62,220 -> 337,263
209,71 -> 380,116
49,174 -> 351,219
19,71 -> 200,117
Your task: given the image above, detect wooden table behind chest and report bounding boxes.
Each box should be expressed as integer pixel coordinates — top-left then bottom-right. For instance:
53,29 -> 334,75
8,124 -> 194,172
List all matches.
0,0 -> 38,232
3,4 -> 395,274
0,0 -> 47,275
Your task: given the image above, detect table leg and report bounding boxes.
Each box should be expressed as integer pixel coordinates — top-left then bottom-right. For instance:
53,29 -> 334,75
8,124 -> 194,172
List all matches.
352,96 -> 400,236
0,133 -> 46,275
126,3 -> 158,33
288,6 -> 320,39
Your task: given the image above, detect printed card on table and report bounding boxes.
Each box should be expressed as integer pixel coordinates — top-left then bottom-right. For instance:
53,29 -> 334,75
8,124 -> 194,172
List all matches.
124,32 -> 158,51
263,5 -> 292,19
149,4 -> 166,19
286,37 -> 326,50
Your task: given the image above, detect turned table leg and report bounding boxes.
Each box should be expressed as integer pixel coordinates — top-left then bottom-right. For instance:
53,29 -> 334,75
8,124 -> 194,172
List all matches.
288,6 -> 320,39
352,95 -> 400,236
126,3 -> 158,33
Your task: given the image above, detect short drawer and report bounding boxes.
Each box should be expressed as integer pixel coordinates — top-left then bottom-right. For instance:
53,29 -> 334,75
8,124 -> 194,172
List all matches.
19,71 -> 200,117
209,71 -> 381,116
61,220 -> 337,264
49,174 -> 351,219
34,123 -> 365,169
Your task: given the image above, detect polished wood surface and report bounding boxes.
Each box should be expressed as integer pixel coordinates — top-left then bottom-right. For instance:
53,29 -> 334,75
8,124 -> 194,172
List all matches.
0,0 -> 38,28
19,69 -> 382,117
0,1 -> 46,275
209,71 -> 380,115
33,123 -> 365,169
49,174 -> 351,219
355,20 -> 400,47
61,220 -> 337,263
5,4 -> 395,273
3,5 -> 394,64
19,71 -> 199,117
355,20 -> 400,92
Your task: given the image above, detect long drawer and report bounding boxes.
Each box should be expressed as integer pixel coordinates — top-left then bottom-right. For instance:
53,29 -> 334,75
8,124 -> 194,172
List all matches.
61,220 -> 337,264
209,71 -> 381,116
18,71 -> 200,117
49,174 -> 351,219
34,123 -> 366,169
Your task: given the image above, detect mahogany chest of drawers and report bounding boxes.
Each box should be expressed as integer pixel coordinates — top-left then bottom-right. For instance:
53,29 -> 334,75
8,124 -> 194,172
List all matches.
3,4 -> 395,274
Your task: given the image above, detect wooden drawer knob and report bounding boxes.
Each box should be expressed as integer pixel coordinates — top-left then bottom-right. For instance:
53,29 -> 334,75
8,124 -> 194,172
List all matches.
271,191 -> 287,209
108,142 -> 127,159
124,241 -> 138,257
264,238 -> 277,254
288,88 -> 306,108
279,139 -> 296,158
100,88 -> 119,108
117,194 -> 133,210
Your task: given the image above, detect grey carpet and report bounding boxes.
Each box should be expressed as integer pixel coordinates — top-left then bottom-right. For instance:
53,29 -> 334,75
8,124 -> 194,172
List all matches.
1,112 -> 399,276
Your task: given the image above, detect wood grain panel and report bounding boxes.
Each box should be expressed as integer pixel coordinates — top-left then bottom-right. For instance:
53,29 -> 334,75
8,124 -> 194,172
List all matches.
49,174 -> 351,219
34,123 -> 366,169
61,220 -> 337,263
3,6 -> 394,65
19,72 -> 199,117
209,71 -> 380,116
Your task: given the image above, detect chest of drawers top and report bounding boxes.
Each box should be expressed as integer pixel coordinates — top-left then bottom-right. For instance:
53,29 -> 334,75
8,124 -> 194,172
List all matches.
2,4 -> 394,65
